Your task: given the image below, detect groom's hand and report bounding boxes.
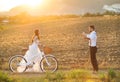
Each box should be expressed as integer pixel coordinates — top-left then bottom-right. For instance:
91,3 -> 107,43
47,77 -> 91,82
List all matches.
82,32 -> 90,40
82,32 -> 86,37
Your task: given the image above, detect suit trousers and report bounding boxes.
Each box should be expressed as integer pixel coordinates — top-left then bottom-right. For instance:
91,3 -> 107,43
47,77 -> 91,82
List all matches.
90,46 -> 98,71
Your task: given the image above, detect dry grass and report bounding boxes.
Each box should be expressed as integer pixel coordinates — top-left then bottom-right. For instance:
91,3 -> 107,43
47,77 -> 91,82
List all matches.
0,16 -> 120,70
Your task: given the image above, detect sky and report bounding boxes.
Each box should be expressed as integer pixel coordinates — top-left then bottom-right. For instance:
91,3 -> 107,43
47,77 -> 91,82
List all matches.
0,0 -> 120,15
0,0 -> 43,11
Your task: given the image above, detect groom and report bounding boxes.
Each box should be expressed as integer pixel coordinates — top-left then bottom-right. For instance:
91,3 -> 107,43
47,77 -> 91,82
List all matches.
82,25 -> 98,73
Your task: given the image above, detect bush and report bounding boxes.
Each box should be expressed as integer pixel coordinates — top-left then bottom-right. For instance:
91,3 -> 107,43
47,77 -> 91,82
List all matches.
103,11 -> 120,15
108,69 -> 116,79
108,69 -> 116,80
0,71 -> 15,82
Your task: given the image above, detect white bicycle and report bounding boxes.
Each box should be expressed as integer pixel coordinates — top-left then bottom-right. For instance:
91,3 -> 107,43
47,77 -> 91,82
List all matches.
9,47 -> 58,73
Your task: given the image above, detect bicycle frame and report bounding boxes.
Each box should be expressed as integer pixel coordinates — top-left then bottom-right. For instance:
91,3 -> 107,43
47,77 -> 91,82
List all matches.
41,52 -> 55,66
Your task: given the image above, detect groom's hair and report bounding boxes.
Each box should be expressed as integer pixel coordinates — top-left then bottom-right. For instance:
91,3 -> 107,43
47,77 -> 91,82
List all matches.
90,25 -> 95,30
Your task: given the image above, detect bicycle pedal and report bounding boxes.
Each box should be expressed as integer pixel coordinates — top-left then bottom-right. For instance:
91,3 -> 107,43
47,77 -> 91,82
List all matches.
27,64 -> 33,68
33,62 -> 35,64
27,65 -> 33,68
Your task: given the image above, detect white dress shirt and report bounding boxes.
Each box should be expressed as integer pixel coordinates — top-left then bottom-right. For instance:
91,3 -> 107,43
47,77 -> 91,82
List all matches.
86,31 -> 97,47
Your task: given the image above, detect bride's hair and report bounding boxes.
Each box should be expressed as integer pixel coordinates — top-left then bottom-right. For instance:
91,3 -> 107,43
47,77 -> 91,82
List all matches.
32,29 -> 40,43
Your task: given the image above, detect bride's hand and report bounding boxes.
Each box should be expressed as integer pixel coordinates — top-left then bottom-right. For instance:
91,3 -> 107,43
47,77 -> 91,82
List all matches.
82,32 -> 86,36
39,44 -> 44,49
22,47 -> 28,51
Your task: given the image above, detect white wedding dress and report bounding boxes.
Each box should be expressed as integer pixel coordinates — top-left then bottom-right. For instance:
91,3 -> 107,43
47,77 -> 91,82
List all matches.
17,36 -> 43,72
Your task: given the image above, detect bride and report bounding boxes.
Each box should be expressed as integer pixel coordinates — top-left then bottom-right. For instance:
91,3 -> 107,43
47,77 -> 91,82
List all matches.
17,29 -> 43,72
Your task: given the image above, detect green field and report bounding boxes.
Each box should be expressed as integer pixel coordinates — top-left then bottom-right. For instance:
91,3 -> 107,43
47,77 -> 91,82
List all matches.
0,69 -> 120,82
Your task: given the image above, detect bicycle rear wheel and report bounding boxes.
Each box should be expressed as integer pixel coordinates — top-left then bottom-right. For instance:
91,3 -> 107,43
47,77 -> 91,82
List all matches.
9,55 -> 27,73
40,55 -> 58,73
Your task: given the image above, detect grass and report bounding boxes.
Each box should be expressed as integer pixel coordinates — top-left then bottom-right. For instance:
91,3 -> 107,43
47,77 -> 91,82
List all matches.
66,69 -> 91,79
0,71 -> 15,82
0,25 -> 5,30
7,69 -> 120,82
108,69 -> 116,79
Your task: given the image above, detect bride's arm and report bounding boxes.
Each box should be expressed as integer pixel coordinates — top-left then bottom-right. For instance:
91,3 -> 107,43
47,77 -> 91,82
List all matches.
38,43 -> 45,49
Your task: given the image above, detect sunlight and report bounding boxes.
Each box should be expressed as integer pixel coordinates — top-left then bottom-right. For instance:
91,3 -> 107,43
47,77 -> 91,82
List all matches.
0,0 -> 44,11
24,0 -> 43,7
86,79 -> 94,82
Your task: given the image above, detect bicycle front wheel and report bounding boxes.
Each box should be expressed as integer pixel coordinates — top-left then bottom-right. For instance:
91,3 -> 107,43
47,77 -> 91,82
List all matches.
40,55 -> 58,73
9,55 -> 27,73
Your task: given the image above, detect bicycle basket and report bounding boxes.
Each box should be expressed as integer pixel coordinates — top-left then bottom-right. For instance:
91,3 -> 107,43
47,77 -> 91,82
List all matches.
43,46 -> 52,54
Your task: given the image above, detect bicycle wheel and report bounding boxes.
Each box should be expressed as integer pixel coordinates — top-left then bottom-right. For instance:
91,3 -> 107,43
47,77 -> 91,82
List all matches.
40,55 -> 58,73
9,55 -> 27,73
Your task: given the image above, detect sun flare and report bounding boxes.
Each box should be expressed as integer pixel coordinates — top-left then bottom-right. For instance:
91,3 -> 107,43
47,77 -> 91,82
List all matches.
0,0 -> 44,11
24,0 -> 43,7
